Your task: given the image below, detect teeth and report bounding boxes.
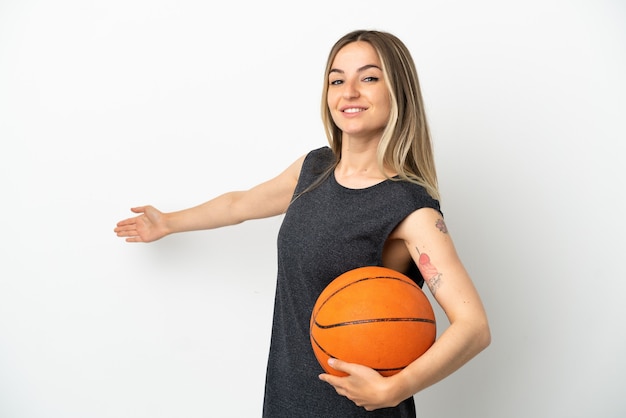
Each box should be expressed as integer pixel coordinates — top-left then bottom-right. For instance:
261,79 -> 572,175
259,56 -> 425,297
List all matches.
343,108 -> 364,113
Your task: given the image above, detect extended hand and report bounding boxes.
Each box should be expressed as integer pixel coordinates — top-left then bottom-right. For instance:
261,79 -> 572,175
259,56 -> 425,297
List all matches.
114,205 -> 167,243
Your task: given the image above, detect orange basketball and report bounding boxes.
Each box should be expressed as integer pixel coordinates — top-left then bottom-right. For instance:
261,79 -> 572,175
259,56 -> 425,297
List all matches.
310,266 -> 436,377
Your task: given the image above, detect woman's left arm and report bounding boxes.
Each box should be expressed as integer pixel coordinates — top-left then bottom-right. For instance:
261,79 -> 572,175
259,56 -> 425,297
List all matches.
389,207 -> 491,400
320,207 -> 491,410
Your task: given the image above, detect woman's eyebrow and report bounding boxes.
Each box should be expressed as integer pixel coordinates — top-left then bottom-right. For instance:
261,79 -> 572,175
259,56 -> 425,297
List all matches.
329,64 -> 382,75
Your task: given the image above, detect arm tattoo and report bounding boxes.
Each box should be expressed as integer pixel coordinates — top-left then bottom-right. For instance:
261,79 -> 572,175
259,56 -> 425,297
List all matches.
435,218 -> 448,234
416,247 -> 443,296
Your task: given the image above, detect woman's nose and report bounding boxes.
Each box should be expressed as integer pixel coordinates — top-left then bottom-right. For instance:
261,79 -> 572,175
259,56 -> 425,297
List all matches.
342,79 -> 360,99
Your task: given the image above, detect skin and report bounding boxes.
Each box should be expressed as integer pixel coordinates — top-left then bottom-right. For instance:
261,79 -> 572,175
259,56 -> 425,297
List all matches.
114,40 -> 490,411
327,41 -> 395,188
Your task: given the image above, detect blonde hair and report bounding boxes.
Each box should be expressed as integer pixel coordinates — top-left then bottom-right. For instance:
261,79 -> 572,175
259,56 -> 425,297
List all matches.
320,30 -> 440,201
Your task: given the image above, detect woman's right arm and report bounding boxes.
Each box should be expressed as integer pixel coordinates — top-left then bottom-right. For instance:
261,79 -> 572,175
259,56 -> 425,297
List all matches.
114,154 -> 306,243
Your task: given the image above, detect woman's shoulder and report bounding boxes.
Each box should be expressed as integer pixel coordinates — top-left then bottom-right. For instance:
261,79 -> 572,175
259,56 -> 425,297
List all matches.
302,146 -> 335,172
388,178 -> 442,214
305,146 -> 333,160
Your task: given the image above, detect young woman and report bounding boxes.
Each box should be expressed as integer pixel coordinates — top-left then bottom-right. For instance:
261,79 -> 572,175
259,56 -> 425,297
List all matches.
115,29 -> 490,417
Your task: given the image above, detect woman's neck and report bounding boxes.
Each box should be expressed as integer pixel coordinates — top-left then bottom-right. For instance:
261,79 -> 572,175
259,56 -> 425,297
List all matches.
335,138 -> 395,188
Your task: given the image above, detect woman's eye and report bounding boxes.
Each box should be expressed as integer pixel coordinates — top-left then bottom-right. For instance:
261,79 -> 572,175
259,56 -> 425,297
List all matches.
330,79 -> 343,85
363,76 -> 379,82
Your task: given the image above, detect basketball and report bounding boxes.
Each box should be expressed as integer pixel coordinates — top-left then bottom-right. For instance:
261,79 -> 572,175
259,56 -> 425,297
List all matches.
310,266 -> 436,377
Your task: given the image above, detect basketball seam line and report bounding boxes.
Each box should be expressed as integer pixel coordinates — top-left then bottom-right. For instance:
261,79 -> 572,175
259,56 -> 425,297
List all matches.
313,275 -> 421,319
309,334 -> 412,373
314,317 -> 436,329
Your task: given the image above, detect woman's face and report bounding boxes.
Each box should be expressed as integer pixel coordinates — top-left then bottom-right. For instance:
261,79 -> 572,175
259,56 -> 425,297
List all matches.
327,41 -> 391,142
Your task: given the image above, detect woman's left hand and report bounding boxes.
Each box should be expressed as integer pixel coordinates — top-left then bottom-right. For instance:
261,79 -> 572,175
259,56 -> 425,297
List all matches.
318,358 -> 404,411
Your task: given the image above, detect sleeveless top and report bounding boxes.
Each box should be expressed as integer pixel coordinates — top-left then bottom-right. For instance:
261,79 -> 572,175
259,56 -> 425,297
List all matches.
262,147 -> 441,417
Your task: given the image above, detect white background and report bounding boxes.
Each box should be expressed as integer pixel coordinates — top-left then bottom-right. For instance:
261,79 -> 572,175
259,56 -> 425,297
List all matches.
1,0 -> 625,417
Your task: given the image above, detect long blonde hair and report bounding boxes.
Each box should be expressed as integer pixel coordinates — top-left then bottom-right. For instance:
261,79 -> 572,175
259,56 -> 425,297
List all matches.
320,30 -> 440,201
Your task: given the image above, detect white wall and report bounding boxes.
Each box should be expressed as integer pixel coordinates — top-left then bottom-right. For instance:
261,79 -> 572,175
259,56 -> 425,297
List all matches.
1,0 -> 624,417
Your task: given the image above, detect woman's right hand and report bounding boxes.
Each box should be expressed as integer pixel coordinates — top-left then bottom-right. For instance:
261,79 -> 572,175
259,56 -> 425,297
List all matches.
113,153 -> 306,243
114,205 -> 169,243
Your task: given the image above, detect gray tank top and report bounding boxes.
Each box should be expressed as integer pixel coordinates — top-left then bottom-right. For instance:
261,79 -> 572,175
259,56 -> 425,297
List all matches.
262,146 -> 440,417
